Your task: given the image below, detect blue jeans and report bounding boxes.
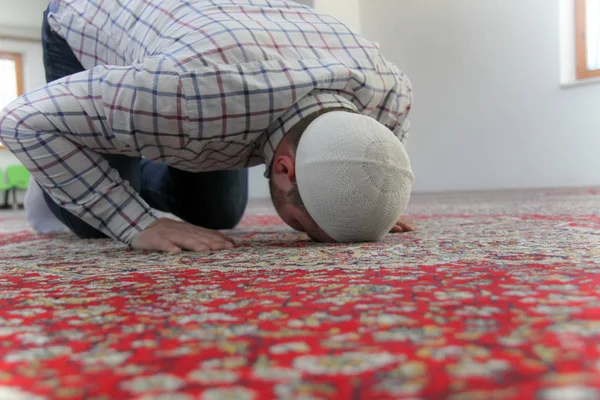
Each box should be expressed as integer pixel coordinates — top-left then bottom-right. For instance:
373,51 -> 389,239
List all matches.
41,9 -> 248,239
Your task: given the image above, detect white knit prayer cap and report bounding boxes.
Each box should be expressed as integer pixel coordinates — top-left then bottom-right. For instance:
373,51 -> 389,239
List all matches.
295,111 -> 414,242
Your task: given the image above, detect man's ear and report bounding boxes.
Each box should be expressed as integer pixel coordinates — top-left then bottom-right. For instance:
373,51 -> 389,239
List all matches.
271,155 -> 296,190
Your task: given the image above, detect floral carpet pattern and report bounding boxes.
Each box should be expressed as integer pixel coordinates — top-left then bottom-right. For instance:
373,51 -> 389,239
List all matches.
1,189 -> 599,400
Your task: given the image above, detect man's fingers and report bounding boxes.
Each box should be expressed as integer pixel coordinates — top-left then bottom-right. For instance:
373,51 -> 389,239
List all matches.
131,234 -> 181,253
175,232 -> 234,251
130,218 -> 236,253
171,234 -> 212,252
175,221 -> 235,245
194,236 -> 234,250
186,229 -> 235,249
400,222 -> 416,231
196,227 -> 236,245
391,224 -> 405,233
390,220 -> 416,233
153,240 -> 182,254
217,232 -> 236,245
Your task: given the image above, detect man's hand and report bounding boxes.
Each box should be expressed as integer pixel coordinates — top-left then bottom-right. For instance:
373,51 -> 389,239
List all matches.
131,218 -> 235,253
390,218 -> 416,233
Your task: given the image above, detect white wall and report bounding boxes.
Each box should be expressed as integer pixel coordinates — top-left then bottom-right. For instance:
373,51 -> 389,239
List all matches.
559,0 -> 578,84
361,0 -> 600,192
314,0 -> 361,33
293,0 -> 314,7
292,0 -> 362,31
0,0 -> 48,29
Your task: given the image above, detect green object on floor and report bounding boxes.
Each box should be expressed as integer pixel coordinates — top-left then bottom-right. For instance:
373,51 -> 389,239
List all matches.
6,165 -> 31,209
6,165 -> 30,190
0,167 -> 13,208
0,168 -> 12,191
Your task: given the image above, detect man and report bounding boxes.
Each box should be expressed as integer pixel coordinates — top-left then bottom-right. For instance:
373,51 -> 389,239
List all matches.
0,0 -> 415,253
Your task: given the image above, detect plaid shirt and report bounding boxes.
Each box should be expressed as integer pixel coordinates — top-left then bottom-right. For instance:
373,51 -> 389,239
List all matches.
0,0 -> 412,244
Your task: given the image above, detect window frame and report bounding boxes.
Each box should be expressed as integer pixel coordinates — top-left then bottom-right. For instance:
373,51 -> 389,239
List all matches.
0,52 -> 24,150
576,0 -> 600,79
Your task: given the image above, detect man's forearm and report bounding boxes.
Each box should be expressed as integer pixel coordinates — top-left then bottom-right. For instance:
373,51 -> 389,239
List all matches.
0,76 -> 158,243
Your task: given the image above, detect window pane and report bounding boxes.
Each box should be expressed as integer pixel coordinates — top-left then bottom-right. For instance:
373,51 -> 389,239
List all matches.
586,0 -> 600,70
0,58 -> 19,111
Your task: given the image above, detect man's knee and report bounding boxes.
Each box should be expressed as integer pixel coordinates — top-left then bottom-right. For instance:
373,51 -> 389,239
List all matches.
189,194 -> 248,230
168,168 -> 249,230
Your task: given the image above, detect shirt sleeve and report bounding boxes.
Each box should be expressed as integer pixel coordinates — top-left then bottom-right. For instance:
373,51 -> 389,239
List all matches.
395,117 -> 411,145
387,64 -> 413,145
0,61 -> 185,243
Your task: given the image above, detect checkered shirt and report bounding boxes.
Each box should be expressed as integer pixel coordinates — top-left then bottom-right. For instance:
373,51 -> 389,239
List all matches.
0,0 -> 412,243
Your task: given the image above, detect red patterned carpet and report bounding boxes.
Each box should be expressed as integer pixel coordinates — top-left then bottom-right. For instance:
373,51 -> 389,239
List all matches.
1,188 -> 600,400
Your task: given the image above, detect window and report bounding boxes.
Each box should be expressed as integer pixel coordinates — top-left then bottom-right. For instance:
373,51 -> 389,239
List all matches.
0,52 -> 24,149
576,0 -> 600,79
0,52 -> 23,110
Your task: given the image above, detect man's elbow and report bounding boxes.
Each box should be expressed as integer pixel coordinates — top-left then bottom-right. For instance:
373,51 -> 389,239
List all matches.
0,100 -> 43,151
0,101 -> 23,146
